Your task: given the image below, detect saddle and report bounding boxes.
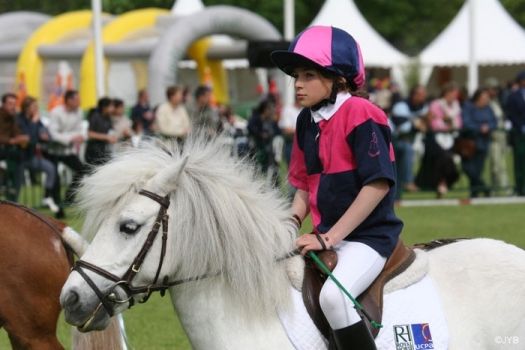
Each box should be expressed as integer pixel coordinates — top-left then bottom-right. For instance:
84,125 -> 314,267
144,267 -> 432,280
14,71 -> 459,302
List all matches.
302,240 -> 415,339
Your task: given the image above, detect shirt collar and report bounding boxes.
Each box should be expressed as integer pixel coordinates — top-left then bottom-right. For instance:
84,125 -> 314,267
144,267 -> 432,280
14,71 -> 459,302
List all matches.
311,92 -> 352,123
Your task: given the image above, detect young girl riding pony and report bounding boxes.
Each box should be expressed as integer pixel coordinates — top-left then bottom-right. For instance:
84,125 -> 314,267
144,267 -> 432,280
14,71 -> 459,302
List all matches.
272,26 -> 403,349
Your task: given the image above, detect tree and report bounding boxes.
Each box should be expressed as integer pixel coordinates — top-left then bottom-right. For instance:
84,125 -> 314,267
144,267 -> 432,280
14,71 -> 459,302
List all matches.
0,0 -> 524,54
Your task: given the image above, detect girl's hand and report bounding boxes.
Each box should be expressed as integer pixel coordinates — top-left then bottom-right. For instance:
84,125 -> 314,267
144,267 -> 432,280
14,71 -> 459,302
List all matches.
295,233 -> 332,256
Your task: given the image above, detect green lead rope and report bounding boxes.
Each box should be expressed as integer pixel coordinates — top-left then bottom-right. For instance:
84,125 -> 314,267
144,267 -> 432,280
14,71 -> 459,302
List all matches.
307,251 -> 383,330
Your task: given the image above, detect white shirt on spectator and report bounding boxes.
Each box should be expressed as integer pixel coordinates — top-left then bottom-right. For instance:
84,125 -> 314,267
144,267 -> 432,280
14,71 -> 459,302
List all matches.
48,105 -> 85,155
155,102 -> 191,138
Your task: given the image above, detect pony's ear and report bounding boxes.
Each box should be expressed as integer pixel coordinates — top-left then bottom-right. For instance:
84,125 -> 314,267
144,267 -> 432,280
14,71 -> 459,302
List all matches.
145,156 -> 189,195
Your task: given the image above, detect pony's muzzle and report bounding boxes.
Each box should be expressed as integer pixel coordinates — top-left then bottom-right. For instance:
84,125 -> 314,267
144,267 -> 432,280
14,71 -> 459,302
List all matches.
62,289 -> 80,309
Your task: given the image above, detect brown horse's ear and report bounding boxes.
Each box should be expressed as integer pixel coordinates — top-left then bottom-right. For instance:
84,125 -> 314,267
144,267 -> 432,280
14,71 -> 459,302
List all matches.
145,156 -> 189,195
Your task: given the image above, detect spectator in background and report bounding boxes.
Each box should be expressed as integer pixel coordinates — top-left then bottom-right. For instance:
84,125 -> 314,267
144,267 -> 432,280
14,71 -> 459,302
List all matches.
278,96 -> 302,166
85,97 -> 116,166
278,97 -> 302,199
188,85 -> 220,136
390,85 -> 429,197
182,85 -> 191,105
1,92 -> 17,116
461,88 -> 497,198
16,96 -> 59,212
47,90 -> 86,213
155,85 -> 191,142
248,98 -> 280,185
485,78 -> 510,195
130,89 -> 154,136
110,98 -> 134,152
111,98 -> 132,141
369,77 -> 393,112
415,82 -> 461,198
506,71 -> 525,196
0,93 -> 28,201
218,105 -> 249,157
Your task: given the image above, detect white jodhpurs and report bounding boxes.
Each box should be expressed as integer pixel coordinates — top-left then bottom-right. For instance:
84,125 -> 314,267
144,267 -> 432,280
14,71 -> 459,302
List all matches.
319,241 -> 386,330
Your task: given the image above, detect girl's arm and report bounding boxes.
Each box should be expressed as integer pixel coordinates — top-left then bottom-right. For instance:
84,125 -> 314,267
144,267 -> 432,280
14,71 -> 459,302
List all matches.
291,188 -> 310,224
296,179 -> 390,255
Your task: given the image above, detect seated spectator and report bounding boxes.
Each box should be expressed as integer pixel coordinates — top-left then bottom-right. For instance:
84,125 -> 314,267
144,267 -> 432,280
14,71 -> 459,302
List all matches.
130,89 -> 155,136
0,93 -> 28,201
218,105 -> 249,157
155,85 -> 191,142
16,96 -> 59,212
187,85 -> 220,137
110,98 -> 133,151
85,97 -> 117,166
47,89 -> 86,213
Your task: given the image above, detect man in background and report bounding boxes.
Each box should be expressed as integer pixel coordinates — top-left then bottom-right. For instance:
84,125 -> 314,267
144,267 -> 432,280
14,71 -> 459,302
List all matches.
506,71 -> 525,196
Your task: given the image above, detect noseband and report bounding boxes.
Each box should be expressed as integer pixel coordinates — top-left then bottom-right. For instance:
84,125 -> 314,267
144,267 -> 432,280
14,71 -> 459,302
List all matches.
73,189 -> 182,318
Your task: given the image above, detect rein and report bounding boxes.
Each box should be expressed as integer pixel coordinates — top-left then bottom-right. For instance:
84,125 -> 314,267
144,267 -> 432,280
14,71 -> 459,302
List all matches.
73,189 -> 299,325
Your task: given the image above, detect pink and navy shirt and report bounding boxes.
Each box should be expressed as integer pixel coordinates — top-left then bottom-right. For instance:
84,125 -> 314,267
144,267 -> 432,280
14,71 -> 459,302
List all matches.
289,95 -> 403,257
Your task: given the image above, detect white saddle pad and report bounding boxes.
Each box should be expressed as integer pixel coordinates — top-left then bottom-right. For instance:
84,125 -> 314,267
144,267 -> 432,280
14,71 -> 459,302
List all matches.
278,275 -> 449,350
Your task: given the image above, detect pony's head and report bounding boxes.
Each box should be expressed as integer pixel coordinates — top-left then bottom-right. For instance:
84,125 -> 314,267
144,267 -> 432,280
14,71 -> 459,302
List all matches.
61,136 -> 296,331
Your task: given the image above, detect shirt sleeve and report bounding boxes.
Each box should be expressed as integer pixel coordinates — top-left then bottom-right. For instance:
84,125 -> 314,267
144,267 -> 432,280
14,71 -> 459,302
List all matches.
89,115 -> 108,133
288,132 -> 308,191
347,118 -> 396,186
155,104 -> 170,134
48,109 -> 71,145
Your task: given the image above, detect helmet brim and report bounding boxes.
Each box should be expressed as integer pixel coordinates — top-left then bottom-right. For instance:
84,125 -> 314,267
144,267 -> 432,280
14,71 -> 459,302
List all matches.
270,50 -> 325,76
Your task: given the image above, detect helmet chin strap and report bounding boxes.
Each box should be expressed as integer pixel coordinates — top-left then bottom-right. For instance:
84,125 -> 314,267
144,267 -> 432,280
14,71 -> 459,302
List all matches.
310,84 -> 339,111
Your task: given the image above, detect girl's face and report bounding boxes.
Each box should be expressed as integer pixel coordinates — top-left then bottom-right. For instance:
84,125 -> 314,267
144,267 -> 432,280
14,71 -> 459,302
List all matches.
293,67 -> 333,108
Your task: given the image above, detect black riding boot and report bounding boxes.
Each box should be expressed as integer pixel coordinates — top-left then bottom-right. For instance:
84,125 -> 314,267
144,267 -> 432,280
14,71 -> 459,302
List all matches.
333,321 -> 377,350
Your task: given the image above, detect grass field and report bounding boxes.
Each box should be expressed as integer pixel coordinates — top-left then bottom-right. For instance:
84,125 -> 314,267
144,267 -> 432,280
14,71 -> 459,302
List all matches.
2,202 -> 525,349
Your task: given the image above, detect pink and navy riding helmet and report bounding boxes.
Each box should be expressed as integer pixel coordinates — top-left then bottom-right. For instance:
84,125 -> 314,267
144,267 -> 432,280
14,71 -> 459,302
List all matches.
271,25 -> 365,89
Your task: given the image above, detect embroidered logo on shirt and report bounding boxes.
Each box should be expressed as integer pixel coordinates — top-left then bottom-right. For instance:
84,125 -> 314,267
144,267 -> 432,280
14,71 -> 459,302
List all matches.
368,131 -> 380,157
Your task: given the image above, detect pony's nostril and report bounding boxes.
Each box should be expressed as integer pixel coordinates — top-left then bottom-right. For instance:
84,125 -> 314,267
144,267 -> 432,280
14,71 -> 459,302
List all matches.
64,290 -> 80,307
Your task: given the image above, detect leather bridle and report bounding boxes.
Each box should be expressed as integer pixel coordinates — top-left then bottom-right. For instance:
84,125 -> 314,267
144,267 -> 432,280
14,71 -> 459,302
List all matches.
73,189 -> 202,319
72,188 -> 300,325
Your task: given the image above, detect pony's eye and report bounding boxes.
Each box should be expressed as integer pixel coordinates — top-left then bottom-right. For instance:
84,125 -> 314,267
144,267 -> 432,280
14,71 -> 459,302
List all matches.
119,221 -> 141,235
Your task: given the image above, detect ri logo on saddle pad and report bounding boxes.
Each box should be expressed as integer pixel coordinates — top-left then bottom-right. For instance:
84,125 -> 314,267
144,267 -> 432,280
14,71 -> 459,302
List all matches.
393,323 -> 434,350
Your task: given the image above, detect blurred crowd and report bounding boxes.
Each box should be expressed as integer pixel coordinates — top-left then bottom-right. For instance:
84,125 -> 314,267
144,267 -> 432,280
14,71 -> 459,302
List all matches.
0,84 -> 248,217
381,71 -> 525,200
1,71 -> 525,215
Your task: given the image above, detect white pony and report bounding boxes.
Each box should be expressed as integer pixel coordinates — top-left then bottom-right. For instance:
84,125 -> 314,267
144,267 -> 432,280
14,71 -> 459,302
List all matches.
61,135 -> 525,349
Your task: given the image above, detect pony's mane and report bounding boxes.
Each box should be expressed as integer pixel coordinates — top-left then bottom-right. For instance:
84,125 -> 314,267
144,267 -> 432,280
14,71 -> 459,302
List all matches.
77,135 -> 296,314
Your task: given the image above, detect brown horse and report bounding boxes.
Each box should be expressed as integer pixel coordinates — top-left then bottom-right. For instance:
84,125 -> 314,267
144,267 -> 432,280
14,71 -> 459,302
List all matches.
0,200 -> 124,350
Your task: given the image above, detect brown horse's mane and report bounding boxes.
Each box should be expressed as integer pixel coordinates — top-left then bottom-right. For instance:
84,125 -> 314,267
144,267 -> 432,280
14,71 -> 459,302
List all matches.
0,200 -> 75,265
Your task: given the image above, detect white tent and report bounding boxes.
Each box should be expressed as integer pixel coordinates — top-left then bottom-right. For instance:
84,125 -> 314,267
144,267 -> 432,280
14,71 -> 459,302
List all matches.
309,0 -> 408,67
171,0 -> 204,17
419,0 -> 525,90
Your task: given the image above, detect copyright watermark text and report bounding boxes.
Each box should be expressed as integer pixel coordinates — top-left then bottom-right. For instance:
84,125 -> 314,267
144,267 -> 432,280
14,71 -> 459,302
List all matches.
495,336 -> 520,345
